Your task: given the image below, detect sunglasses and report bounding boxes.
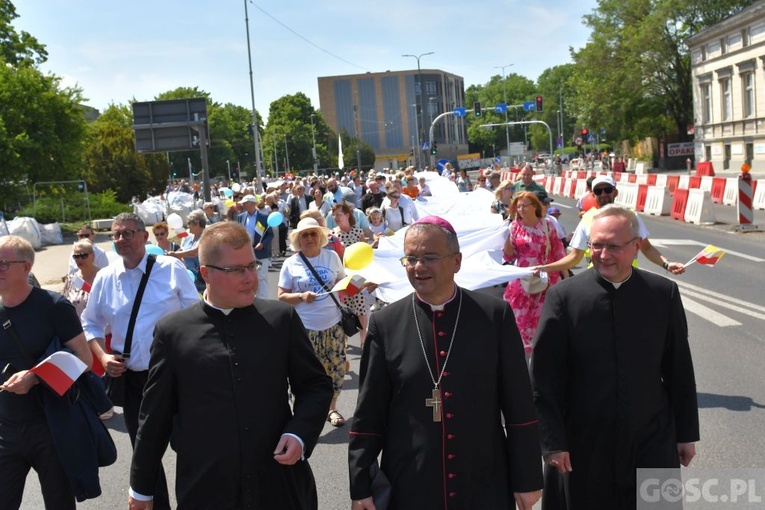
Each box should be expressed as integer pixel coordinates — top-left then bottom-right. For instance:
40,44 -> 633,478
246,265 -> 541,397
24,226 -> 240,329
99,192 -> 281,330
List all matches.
300,231 -> 319,238
593,186 -> 614,196
390,195 -> 401,199
72,253 -> 90,260
154,231 -> 167,237
77,233 -> 92,238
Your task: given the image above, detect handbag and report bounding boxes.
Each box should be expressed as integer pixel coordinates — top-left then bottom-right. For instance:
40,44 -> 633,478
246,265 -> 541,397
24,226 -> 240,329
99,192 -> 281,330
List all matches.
299,252 -> 362,337
104,254 -> 155,407
519,219 -> 551,295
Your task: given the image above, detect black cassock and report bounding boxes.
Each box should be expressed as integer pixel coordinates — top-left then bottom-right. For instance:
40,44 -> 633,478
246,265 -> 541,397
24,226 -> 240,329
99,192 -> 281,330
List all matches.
531,269 -> 700,510
349,288 -> 543,510
130,300 -> 333,510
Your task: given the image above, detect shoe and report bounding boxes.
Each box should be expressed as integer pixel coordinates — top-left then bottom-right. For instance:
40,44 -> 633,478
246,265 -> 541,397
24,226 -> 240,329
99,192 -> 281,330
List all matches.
327,409 -> 345,427
100,408 -> 114,420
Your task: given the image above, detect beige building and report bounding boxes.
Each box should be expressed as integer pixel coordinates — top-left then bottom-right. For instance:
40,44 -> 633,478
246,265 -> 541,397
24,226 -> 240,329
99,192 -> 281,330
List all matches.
688,1 -> 765,172
317,69 -> 468,170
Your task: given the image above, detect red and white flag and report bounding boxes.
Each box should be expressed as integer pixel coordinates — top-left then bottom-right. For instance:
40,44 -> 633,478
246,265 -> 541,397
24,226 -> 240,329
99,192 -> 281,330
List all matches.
73,275 -> 92,293
330,274 -> 367,296
685,244 -> 726,268
30,352 -> 88,397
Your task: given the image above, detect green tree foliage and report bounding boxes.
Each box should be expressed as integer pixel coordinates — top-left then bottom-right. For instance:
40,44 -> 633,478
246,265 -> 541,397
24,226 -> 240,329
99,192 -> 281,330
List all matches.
571,0 -> 754,144
1,0 -> 47,66
465,73 -> 537,155
337,129 -> 375,172
530,65 -> 577,152
0,62 -> 88,210
82,104 -> 167,203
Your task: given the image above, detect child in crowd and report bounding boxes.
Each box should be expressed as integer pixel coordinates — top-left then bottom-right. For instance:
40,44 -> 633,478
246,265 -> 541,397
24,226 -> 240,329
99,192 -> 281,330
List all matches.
366,207 -> 390,248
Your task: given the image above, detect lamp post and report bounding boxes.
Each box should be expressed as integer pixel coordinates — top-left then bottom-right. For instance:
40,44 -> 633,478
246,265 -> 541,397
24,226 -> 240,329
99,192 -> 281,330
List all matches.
284,135 -> 290,174
494,64 -> 514,167
243,0 -> 264,191
310,113 -> 318,174
402,51 -> 434,169
409,104 -> 420,169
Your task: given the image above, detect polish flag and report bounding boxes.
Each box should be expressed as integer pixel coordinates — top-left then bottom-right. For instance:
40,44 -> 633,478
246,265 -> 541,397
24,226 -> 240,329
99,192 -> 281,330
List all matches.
331,274 -> 366,296
691,244 -> 726,266
72,275 -> 92,293
30,352 -> 88,397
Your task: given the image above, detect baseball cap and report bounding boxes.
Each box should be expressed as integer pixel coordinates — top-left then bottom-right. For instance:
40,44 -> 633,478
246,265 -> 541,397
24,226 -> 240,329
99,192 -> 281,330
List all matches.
238,195 -> 257,204
592,176 -> 617,189
548,206 -> 561,217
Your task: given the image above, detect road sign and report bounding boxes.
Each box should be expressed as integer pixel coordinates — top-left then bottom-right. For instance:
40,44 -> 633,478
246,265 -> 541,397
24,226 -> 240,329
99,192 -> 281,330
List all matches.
421,142 -> 430,151
132,98 -> 208,153
454,107 -> 466,117
494,156 -> 501,163
495,103 -> 507,114
587,134 -> 596,143
523,101 -> 536,112
575,137 -> 583,146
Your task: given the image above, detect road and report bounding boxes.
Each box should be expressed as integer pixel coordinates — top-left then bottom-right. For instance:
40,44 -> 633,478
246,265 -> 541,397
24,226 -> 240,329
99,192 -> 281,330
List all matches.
19,196 -> 765,509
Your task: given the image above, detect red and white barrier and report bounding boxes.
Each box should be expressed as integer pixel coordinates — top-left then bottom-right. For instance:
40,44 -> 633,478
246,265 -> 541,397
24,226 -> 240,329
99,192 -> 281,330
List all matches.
738,174 -> 754,225
678,175 -> 690,190
753,181 -> 765,210
723,178 -> 738,206
644,186 -> 672,216
615,183 -> 639,209
684,189 -> 716,225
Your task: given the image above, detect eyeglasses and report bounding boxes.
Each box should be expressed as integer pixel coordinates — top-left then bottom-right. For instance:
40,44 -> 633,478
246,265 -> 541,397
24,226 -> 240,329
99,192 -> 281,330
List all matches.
77,233 -> 92,239
399,253 -> 456,268
153,231 -> 167,237
515,202 -> 534,209
588,237 -> 637,254
593,186 -> 615,196
72,253 -> 91,260
390,195 -> 400,199
0,260 -> 26,271
206,261 -> 261,276
300,231 -> 319,239
110,229 -> 144,241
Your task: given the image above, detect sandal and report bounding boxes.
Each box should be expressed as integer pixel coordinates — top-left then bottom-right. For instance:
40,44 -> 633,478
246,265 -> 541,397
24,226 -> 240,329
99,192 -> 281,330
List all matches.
327,409 -> 345,427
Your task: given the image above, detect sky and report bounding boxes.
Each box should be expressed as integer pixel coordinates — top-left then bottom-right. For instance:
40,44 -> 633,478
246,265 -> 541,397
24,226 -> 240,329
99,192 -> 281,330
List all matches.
14,0 -> 598,122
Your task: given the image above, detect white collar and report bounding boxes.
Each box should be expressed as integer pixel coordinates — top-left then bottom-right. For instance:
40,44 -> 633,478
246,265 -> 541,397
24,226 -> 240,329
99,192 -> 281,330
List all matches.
204,298 -> 234,316
415,285 -> 458,311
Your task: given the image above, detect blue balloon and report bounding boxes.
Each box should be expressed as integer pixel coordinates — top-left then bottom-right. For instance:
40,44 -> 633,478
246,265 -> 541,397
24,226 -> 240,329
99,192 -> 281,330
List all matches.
146,244 -> 164,256
223,188 -> 234,198
267,212 -> 284,228
187,269 -> 196,283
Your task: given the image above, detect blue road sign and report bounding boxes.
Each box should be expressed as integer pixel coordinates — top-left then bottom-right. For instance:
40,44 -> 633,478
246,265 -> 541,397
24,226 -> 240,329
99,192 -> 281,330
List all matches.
494,156 -> 501,163
421,142 -> 430,151
523,101 -> 536,112
587,134 -> 596,143
454,107 -> 466,117
495,103 -> 507,113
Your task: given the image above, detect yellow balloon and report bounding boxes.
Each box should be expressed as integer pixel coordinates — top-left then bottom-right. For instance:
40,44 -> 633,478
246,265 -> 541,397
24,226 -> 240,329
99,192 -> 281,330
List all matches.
225,199 -> 234,207
344,242 -> 374,270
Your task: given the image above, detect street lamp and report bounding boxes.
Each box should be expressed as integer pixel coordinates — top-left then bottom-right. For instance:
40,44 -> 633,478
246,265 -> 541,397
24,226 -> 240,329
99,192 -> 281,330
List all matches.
284,134 -> 290,174
310,114 -> 318,173
409,104 -> 420,169
243,0 -> 264,191
402,51 -> 434,169
494,64 -> 514,167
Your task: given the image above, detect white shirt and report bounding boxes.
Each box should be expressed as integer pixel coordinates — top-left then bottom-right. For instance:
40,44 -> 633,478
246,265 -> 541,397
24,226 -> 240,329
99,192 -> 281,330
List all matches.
278,250 -> 344,331
67,244 -> 110,274
81,252 -> 200,371
570,210 -> 650,251
547,214 -> 567,240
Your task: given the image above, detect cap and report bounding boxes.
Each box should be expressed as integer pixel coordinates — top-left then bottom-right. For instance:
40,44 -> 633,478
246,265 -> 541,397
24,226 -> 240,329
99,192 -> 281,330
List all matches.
412,215 -> 457,236
548,206 -> 561,217
488,171 -> 502,179
341,188 -> 357,204
592,176 -> 617,189
534,190 -> 553,205
238,195 -> 258,204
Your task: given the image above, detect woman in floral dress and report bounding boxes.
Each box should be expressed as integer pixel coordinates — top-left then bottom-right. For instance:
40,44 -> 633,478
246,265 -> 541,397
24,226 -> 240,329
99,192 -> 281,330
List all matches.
502,191 -> 566,361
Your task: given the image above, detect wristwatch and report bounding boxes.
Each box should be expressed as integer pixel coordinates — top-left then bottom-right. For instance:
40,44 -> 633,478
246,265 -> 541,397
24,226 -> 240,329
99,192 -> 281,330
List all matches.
297,293 -> 305,302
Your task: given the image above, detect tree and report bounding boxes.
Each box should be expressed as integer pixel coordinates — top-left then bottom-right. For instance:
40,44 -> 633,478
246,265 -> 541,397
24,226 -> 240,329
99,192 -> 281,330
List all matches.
0,62 -> 88,209
571,0 -> 754,144
530,65 -> 577,152
1,0 -> 47,66
82,104 -> 167,202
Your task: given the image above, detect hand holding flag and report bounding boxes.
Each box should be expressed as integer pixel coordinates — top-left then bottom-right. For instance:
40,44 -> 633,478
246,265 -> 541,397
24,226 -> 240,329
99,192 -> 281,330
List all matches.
684,244 -> 726,268
30,352 -> 88,396
316,274 -> 368,297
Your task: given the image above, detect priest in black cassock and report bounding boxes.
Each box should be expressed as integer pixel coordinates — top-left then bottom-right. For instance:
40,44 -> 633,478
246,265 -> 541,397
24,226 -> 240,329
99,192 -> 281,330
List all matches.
531,205 -> 699,510
128,222 -> 333,510
348,216 -> 543,510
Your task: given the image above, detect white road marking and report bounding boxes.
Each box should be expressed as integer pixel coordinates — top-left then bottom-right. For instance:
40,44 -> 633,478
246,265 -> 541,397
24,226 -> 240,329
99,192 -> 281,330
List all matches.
681,296 -> 742,327
650,239 -> 765,263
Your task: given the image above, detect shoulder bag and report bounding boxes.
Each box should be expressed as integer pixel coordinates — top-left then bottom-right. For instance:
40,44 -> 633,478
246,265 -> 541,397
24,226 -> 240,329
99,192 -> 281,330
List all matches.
103,254 -> 155,406
520,219 -> 551,295
298,252 -> 362,337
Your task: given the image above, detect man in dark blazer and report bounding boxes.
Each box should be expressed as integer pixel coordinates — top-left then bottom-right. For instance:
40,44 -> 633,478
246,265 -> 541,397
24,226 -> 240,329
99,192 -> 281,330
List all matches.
348,216 -> 543,510
128,222 -> 333,510
237,194 -> 274,300
287,183 -> 313,229
531,204 -> 699,509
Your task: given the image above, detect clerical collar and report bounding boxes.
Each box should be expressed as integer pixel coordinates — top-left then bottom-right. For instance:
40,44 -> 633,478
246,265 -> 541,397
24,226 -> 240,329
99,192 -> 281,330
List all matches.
204,299 -> 234,316
415,285 -> 458,311
602,269 -> 633,289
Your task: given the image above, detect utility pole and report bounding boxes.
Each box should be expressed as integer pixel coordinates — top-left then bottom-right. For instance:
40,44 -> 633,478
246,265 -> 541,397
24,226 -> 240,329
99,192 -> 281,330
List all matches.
243,0 -> 264,191
495,64 -> 514,168
310,113 -> 318,174
402,52 -> 434,169
410,104 -> 420,169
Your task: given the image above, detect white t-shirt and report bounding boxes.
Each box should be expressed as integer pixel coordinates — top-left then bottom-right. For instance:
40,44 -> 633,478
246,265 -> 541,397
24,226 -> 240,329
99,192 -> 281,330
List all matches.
278,250 -> 344,331
570,210 -> 650,251
547,214 -> 567,240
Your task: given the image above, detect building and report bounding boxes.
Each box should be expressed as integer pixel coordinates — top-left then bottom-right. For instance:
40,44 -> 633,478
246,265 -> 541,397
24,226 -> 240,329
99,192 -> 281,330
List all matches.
687,1 -> 765,172
317,69 -> 468,170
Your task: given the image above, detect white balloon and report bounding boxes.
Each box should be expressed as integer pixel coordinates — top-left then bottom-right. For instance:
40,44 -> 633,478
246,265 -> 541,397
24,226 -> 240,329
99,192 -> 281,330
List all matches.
167,213 -> 183,230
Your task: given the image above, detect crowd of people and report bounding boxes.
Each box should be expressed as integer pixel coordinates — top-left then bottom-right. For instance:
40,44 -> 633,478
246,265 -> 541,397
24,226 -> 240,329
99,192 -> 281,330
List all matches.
0,162 -> 698,510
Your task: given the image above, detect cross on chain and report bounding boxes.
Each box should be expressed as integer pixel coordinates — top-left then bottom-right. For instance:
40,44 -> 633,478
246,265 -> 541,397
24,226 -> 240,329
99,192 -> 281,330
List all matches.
425,387 -> 442,422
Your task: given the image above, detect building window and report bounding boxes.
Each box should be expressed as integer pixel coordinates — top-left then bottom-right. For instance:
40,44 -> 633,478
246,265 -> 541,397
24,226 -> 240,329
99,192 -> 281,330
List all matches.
720,37 -> 727,54
721,78 -> 731,121
743,72 -> 755,117
743,28 -> 751,47
702,83 -> 712,124
425,81 -> 437,95
701,46 -> 707,61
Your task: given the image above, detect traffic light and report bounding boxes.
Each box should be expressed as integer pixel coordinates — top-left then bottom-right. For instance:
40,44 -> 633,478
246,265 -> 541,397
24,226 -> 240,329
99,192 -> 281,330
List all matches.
410,147 -> 414,156
581,128 -> 589,137
474,101 -> 482,117
535,96 -> 544,113
431,141 -> 438,155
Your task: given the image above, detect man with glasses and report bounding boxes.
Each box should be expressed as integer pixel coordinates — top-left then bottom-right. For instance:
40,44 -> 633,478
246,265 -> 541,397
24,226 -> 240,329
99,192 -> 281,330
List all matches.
349,216 -> 543,510
533,176 -> 686,275
531,205 -> 699,508
0,236 -> 92,509
81,213 -> 198,510
67,224 -> 109,275
128,222 -> 332,510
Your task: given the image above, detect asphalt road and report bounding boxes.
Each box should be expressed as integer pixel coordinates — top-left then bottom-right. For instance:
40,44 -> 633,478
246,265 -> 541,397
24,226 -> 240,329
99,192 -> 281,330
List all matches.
19,193 -> 765,509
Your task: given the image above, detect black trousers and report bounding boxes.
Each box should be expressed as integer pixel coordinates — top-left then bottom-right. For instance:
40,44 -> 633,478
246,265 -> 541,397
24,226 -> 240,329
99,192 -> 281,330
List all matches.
124,370 -> 171,510
278,223 -> 288,254
0,418 -> 75,510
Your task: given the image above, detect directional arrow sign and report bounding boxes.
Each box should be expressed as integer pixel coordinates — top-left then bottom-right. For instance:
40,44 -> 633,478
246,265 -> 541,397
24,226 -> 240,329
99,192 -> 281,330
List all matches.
495,103 -> 507,113
454,107 -> 466,117
523,101 -> 536,112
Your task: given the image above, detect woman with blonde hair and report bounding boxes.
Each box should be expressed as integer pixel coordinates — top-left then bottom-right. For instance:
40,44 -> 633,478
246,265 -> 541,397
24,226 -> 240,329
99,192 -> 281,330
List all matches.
491,179 -> 514,219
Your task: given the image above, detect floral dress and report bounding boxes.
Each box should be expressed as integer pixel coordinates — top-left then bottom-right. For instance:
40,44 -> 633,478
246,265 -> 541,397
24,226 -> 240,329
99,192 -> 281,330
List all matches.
503,218 -> 566,353
333,226 -> 369,315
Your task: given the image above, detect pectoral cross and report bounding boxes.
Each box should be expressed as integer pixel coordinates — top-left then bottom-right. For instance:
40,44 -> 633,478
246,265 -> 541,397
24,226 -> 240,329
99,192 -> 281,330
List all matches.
425,387 -> 442,422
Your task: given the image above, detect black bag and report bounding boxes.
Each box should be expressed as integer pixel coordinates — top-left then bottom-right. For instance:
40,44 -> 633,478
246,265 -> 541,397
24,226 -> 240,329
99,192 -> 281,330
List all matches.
299,252 -> 362,337
104,254 -> 155,407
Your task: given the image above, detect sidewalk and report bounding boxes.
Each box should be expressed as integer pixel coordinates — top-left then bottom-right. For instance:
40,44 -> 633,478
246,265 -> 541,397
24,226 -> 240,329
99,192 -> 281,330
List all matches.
33,232 -> 114,292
